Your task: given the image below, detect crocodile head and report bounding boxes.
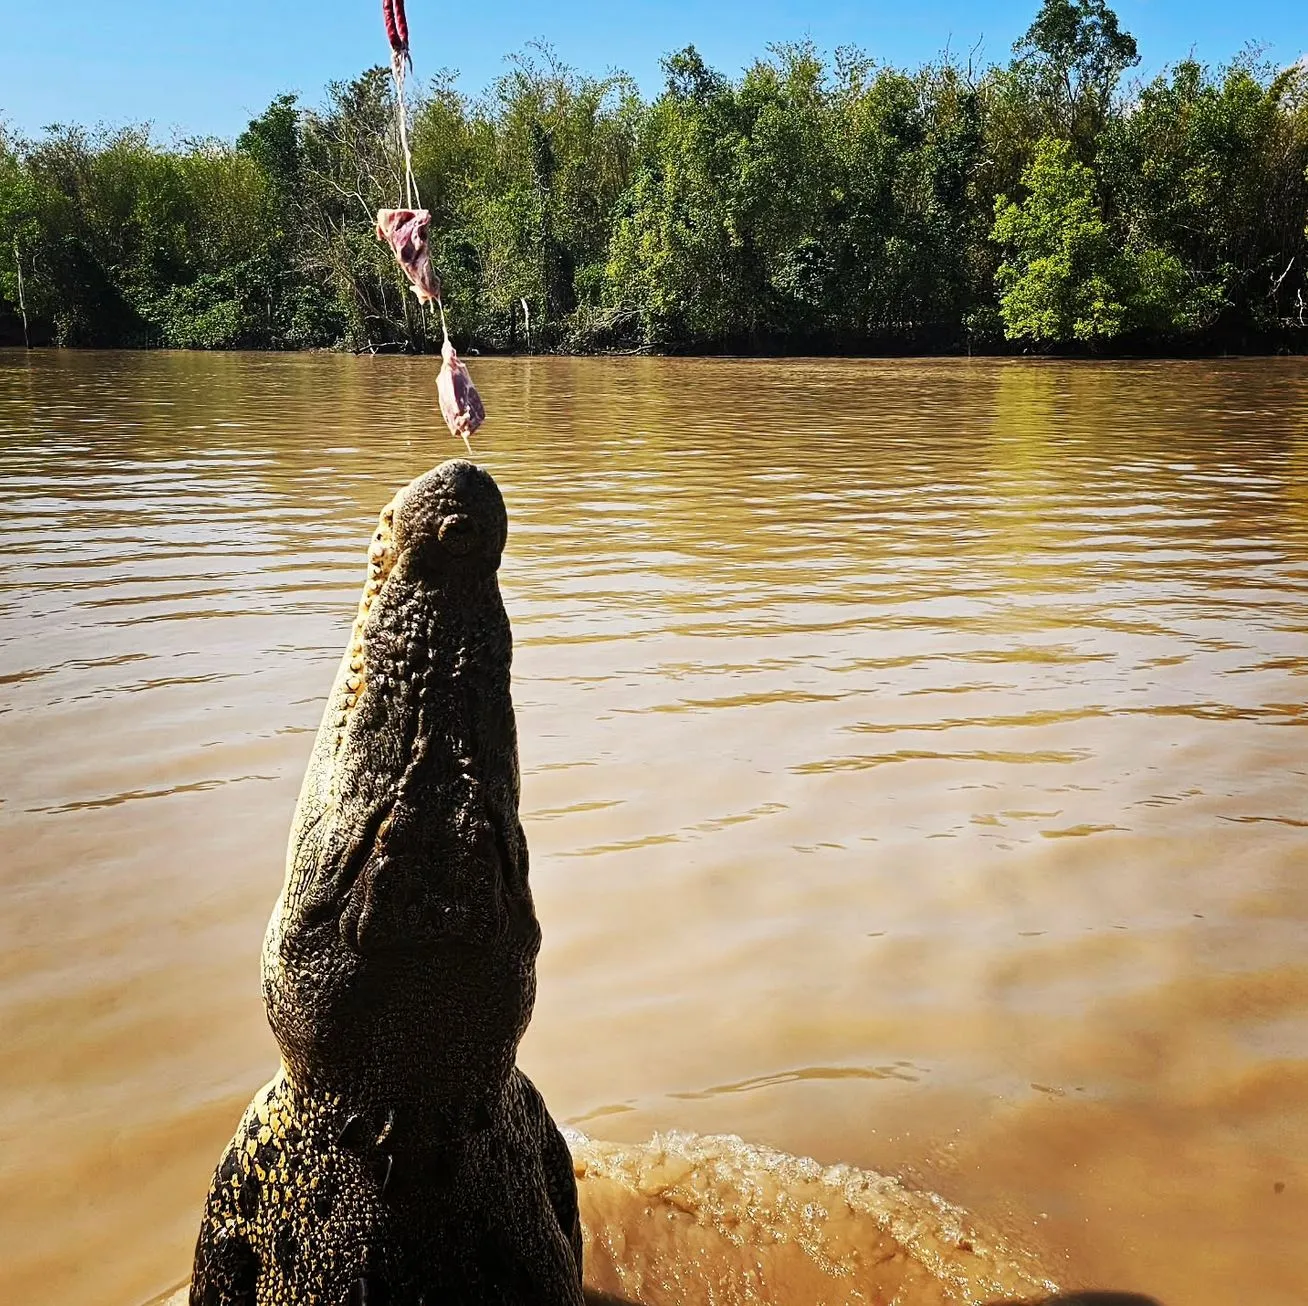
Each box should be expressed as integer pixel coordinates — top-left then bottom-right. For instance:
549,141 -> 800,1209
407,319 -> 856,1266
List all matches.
262,460 -> 540,1127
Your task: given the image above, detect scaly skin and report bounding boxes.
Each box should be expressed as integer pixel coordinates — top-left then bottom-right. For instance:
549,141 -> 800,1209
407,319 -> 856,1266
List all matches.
190,461 -> 583,1306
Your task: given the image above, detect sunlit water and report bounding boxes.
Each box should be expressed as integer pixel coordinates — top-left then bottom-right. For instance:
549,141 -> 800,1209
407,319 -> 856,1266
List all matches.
1,350 -> 1306,1306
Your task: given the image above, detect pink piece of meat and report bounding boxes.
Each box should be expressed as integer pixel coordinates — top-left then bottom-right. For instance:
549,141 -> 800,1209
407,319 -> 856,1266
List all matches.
375,208 -> 441,304
436,336 -> 486,445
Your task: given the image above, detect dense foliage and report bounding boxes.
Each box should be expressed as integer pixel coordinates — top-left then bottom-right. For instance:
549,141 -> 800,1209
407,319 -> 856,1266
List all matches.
2,0 -> 1306,354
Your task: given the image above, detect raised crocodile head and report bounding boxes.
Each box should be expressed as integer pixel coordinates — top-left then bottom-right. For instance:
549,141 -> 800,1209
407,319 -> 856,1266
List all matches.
262,460 -> 540,1130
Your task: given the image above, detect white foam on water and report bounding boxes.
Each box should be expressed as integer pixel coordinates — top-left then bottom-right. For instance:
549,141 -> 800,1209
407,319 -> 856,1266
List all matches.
569,1131 -> 1057,1305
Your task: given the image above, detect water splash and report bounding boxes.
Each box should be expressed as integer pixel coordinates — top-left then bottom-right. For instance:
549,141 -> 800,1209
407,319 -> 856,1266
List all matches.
144,1130 -> 1057,1306
571,1131 -> 1055,1305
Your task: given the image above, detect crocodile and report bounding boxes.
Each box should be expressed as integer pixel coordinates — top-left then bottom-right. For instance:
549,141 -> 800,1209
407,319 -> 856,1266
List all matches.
189,460 -> 584,1306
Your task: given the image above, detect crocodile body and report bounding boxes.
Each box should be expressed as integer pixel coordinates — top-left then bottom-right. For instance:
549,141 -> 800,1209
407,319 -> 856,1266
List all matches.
190,461 -> 583,1306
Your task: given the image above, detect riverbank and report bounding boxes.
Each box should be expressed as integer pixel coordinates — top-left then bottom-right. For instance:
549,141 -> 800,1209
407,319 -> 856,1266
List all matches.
4,331 -> 1307,357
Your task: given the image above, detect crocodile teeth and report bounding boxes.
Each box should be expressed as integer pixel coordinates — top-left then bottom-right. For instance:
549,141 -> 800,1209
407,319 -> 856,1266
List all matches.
331,507 -> 399,758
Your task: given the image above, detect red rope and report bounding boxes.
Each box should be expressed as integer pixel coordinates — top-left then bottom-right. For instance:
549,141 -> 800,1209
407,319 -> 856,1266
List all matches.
381,0 -> 409,59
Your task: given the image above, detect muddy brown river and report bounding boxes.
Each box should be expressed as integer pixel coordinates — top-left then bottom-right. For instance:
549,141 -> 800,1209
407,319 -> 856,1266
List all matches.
1,350 -> 1306,1306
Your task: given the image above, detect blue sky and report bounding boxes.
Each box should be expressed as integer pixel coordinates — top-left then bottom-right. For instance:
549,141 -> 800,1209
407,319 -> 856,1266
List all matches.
1,0 -> 1305,140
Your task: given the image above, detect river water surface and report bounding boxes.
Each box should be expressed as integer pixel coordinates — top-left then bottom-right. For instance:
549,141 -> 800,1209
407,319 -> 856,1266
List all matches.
1,351 -> 1306,1306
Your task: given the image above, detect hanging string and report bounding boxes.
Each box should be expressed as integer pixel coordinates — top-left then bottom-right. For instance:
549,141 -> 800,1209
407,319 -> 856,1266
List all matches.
382,0 -> 420,210
392,56 -> 421,211
376,0 -> 484,449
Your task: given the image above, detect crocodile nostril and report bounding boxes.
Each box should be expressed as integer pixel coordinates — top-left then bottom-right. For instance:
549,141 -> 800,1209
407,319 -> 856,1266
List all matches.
437,513 -> 476,555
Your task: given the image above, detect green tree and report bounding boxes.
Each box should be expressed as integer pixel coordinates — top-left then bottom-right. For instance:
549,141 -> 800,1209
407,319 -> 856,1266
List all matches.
824,57 -> 988,343
1012,0 -> 1139,153
606,43 -> 840,349
0,127 -> 52,340
452,46 -> 641,349
1099,57 -> 1308,338
992,135 -> 1125,344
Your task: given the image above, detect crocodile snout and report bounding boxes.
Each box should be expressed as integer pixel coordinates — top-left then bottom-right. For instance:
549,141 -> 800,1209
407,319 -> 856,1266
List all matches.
391,459 -> 507,572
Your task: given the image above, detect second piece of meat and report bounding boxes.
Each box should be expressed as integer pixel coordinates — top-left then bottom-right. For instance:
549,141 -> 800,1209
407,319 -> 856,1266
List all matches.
436,335 -> 486,446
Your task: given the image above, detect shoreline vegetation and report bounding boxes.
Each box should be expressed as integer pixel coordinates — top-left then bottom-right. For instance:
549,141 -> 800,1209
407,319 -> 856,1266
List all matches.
2,0 -> 1307,358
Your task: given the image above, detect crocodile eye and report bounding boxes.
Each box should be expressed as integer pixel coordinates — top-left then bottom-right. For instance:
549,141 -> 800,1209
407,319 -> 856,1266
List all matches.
436,513 -> 477,556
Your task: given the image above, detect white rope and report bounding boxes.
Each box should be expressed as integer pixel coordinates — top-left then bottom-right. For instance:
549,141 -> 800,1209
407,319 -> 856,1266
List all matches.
390,53 -> 421,211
